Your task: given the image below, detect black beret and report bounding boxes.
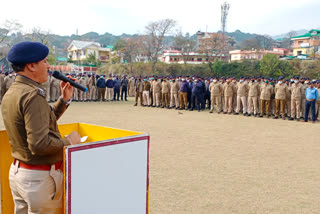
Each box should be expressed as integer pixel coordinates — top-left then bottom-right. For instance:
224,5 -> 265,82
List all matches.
8,42 -> 49,64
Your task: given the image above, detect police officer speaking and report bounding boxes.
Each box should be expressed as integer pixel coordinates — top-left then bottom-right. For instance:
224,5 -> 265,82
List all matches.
1,41 -> 81,214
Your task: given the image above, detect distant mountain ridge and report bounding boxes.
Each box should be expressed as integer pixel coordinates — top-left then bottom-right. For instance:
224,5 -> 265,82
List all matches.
14,29 -> 315,57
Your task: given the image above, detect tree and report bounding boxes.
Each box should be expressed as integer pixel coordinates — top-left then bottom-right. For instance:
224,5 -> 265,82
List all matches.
119,37 -> 141,74
240,38 -> 261,50
198,33 -> 225,73
255,35 -> 274,49
0,20 -> 22,45
144,19 -> 177,71
87,52 -> 97,65
47,46 -> 57,65
260,54 -> 293,78
173,32 -> 195,70
260,54 -> 281,77
31,27 -> 51,45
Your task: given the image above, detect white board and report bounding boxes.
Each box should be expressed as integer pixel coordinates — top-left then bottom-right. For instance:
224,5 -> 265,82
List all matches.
65,134 -> 149,214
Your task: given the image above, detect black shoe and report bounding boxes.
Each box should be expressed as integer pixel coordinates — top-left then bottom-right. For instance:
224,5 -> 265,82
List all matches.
267,115 -> 270,118
273,116 -> 278,119
288,117 -> 294,121
259,115 -> 263,118
133,104 -> 137,106
209,110 -> 213,113
233,112 -> 239,115
189,108 -> 193,111
243,113 -> 247,116
247,114 -> 251,117
125,100 -> 128,101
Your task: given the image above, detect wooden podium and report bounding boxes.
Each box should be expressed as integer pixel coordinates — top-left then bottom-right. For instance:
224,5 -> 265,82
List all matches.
0,123 -> 150,214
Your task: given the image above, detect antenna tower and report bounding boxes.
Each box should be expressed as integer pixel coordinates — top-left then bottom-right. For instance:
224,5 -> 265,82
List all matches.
221,2 -> 230,35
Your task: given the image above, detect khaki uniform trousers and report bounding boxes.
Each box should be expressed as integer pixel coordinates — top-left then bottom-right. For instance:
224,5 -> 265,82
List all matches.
170,93 -> 179,108
9,161 -> 63,214
248,96 -> 258,115
224,96 -> 233,113
179,92 -> 188,109
73,88 -> 78,101
143,91 -> 150,106
275,99 -> 286,117
210,95 -> 222,112
236,96 -> 247,113
135,92 -> 143,105
270,99 -> 275,115
106,88 -> 113,101
260,100 -> 270,116
89,86 -> 97,100
301,98 -> 306,118
162,92 -> 169,107
79,90 -> 86,101
291,99 -> 301,118
153,92 -> 161,107
50,86 -> 59,101
286,99 -> 291,116
45,86 -> 50,102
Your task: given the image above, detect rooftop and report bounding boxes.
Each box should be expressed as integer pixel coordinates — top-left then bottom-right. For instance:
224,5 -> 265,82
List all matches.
291,29 -> 320,40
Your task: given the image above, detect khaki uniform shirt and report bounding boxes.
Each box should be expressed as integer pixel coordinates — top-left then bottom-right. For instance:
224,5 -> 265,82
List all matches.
301,84 -> 308,99
128,79 -> 135,90
260,84 -> 273,100
161,81 -> 170,93
248,82 -> 260,97
170,82 -> 180,94
3,76 -> 15,89
51,76 -> 60,87
209,82 -> 223,96
153,81 -> 162,93
143,81 -> 151,91
275,83 -> 289,100
223,82 -> 236,97
1,75 -> 70,165
236,82 -> 249,97
290,83 -> 303,100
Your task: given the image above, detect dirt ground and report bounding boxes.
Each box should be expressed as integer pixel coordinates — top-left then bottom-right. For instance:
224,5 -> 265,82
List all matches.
1,97 -> 320,214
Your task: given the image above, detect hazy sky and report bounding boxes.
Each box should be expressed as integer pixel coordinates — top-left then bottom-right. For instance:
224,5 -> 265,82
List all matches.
1,0 -> 319,36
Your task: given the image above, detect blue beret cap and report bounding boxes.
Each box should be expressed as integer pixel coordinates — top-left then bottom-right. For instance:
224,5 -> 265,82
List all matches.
8,42 -> 49,64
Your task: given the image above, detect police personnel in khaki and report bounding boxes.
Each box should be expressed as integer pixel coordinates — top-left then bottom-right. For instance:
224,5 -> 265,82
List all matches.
234,77 -> 249,115
169,78 -> 180,109
152,78 -> 162,107
223,78 -> 236,114
209,77 -> 223,113
289,76 -> 303,121
2,72 -> 15,97
259,79 -> 273,118
274,76 -> 289,119
247,77 -> 260,116
1,42 -> 81,214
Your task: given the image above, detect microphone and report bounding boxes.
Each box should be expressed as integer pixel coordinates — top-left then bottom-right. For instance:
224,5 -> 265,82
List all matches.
52,71 -> 88,92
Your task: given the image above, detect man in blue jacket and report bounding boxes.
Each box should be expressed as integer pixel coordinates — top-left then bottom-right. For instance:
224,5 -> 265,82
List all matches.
190,78 -> 203,112
105,75 -> 114,101
97,75 -> 106,101
113,76 -> 121,101
303,81 -> 319,123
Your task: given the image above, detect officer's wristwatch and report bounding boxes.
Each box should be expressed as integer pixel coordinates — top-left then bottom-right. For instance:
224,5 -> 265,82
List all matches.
59,96 -> 72,106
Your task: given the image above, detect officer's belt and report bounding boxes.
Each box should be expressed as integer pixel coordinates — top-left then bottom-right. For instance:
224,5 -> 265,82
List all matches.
14,159 -> 62,171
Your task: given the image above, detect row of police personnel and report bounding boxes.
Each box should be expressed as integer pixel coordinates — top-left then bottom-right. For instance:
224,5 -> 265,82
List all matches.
132,75 -> 320,122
